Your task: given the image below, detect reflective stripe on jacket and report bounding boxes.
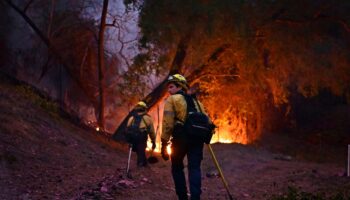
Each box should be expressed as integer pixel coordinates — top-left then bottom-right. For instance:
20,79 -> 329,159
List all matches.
161,93 -> 206,142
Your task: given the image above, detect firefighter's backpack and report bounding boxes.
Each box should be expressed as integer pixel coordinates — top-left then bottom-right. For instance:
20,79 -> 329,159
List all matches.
183,94 -> 215,144
125,114 -> 147,143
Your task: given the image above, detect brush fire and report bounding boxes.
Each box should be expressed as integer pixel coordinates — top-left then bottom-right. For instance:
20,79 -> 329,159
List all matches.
145,106 -> 249,154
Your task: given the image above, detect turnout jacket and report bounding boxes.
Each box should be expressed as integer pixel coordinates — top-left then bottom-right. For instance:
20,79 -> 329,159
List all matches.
161,92 -> 207,142
127,111 -> 156,142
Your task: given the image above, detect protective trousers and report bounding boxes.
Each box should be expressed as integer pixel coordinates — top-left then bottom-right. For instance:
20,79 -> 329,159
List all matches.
134,133 -> 148,167
171,138 -> 204,200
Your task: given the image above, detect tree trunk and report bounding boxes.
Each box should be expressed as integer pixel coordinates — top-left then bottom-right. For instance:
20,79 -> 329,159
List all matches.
97,0 -> 109,130
112,36 -> 190,140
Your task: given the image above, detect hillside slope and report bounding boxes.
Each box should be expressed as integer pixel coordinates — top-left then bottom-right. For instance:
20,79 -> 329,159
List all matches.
0,73 -> 127,199
1,73 -> 349,200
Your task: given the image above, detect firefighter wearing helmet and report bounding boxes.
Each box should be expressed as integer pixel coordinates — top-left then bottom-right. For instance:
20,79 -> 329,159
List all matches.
161,74 -> 208,200
126,101 -> 156,167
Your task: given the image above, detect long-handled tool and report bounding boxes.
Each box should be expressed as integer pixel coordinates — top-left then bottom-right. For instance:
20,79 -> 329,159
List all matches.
126,144 -> 133,178
207,144 -> 234,200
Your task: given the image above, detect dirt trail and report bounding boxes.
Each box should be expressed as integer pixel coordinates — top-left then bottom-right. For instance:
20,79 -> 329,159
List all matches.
71,143 -> 349,200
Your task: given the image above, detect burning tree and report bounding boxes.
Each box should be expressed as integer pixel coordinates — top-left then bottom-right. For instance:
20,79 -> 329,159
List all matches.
115,0 -> 350,144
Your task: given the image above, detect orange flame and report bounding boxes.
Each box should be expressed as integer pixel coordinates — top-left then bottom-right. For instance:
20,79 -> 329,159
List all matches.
144,100 -> 250,154
167,145 -> 172,155
146,140 -> 161,153
211,116 -> 248,144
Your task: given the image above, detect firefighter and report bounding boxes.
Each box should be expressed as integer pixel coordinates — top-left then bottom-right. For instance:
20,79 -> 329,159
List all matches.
161,74 -> 207,200
126,101 -> 156,167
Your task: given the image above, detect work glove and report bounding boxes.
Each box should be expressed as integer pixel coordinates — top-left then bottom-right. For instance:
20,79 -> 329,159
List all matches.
161,139 -> 169,161
152,141 -> 156,150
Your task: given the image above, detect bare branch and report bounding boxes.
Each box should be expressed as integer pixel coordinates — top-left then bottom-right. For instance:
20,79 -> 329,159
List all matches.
190,74 -> 240,86
187,44 -> 231,83
47,0 -> 55,39
23,0 -> 35,13
269,3 -> 350,34
273,15 -> 350,34
105,23 -> 120,28
79,44 -> 90,79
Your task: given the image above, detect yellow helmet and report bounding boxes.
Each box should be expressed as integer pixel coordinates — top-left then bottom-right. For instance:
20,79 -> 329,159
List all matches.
168,74 -> 188,90
136,101 -> 148,109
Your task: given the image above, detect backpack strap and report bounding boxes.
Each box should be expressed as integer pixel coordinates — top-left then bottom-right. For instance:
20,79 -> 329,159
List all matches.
134,113 -> 150,131
175,91 -> 201,122
184,94 -> 197,113
192,96 -> 203,113
130,113 -> 141,126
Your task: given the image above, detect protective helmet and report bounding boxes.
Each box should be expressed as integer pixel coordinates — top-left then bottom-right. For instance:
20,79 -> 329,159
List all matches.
136,101 -> 148,109
167,74 -> 188,90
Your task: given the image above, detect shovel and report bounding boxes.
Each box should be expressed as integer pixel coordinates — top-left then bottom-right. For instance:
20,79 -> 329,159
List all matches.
126,144 -> 133,179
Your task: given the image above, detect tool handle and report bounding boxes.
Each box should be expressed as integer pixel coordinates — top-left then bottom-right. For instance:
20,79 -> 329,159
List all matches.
126,146 -> 132,174
207,144 -> 234,200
